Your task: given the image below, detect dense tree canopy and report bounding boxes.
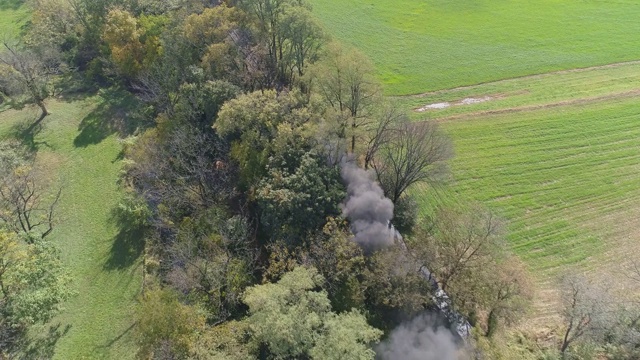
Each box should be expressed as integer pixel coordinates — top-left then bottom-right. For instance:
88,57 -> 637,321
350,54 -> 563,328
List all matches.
10,0 -> 607,358
0,231 -> 73,357
243,266 -> 382,359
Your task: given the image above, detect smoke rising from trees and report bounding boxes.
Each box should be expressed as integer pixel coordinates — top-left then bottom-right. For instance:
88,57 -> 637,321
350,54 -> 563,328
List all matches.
376,314 -> 463,360
340,162 -> 466,359
340,160 -> 396,251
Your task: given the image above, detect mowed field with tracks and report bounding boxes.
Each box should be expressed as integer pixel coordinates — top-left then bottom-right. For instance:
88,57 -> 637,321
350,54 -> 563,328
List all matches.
311,0 -> 640,95
310,0 -> 640,304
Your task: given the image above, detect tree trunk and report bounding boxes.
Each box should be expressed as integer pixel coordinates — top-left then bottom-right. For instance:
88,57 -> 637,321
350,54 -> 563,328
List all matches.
36,100 -> 48,121
486,309 -> 498,338
560,321 -> 573,354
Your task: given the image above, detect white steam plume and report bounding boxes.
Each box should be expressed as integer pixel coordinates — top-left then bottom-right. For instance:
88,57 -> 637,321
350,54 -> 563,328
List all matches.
376,314 -> 464,360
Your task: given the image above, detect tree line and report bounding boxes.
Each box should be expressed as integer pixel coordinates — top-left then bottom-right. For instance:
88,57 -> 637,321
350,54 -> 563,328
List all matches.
1,0 -> 639,359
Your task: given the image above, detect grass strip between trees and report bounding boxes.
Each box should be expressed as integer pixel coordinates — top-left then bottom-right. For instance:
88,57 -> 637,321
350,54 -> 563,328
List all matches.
0,96 -> 141,359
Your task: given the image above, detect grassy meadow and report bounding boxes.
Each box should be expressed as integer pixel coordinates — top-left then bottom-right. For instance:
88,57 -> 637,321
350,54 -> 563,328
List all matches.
1,4 -> 141,358
414,91 -> 640,273
310,0 -> 640,95
0,0 -> 29,37
0,95 -> 142,359
311,1 -> 640,282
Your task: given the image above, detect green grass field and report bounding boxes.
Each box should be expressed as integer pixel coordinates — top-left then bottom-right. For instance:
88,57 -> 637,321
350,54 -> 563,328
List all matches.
1,5 -> 141,358
0,0 -> 30,37
397,61 -> 640,121
0,95 -> 142,359
311,1 -> 640,279
414,93 -> 640,273
310,0 -> 640,95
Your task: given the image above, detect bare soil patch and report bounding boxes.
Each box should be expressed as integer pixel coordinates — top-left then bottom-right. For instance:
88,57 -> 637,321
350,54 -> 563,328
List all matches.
416,96 -> 496,112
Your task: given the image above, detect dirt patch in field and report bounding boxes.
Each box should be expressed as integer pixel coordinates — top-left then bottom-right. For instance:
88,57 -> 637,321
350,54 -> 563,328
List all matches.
415,95 -> 497,112
417,102 -> 452,110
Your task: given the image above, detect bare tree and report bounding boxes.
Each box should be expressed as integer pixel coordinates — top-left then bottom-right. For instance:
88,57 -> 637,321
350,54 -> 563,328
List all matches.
412,205 -> 503,293
483,257 -> 532,337
373,120 -> 452,204
0,42 -> 56,122
311,43 -> 381,153
0,164 -> 61,241
363,103 -> 403,170
558,274 -> 613,354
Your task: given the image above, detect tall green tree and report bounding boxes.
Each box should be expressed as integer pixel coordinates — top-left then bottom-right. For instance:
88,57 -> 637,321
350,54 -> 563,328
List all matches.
309,43 -> 380,153
182,4 -> 243,83
238,0 -> 325,86
243,266 -> 382,359
135,287 -> 205,359
255,148 -> 344,243
214,89 -> 318,188
0,231 -> 73,356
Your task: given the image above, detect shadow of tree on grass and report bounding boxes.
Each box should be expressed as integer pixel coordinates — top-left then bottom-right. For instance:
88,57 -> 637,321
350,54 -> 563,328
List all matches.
104,202 -> 146,271
74,87 -> 149,148
5,114 -> 51,152
53,72 -> 101,103
0,0 -> 24,10
22,323 -> 72,359
94,321 -> 137,354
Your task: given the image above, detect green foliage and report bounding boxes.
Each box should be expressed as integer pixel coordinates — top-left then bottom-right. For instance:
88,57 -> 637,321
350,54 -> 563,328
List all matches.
243,266 -> 382,359
307,218 -> 366,312
102,8 -> 163,80
307,42 -> 381,153
172,80 -> 240,130
0,2 -> 29,39
392,195 -> 418,234
114,194 -> 152,228
309,310 -> 382,360
168,209 -> 254,323
362,245 -> 432,330
26,0 -> 77,49
0,231 -> 73,356
135,287 -> 205,359
0,139 -> 31,172
256,148 -> 344,243
215,89 -> 318,188
238,0 -> 326,85
182,5 -> 242,82
190,320 -> 256,360
137,14 -> 169,40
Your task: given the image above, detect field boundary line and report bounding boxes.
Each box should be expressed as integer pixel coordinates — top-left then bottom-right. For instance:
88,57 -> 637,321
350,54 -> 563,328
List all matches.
402,60 -> 640,98
429,88 -> 640,122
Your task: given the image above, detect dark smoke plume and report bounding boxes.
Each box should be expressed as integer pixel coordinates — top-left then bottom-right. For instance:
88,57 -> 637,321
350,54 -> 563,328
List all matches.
376,314 -> 464,360
340,162 -> 469,358
340,161 -> 396,250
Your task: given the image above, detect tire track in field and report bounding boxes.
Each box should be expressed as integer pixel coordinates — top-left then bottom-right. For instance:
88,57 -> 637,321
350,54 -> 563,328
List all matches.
431,88 -> 640,122
404,60 -> 640,98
